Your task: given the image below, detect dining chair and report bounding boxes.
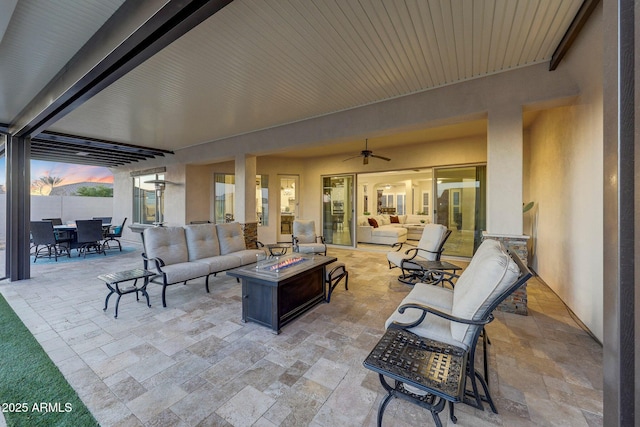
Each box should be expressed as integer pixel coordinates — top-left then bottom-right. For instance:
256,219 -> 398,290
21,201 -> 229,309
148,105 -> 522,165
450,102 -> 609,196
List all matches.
75,219 -> 106,258
42,217 -> 63,225
30,221 -> 71,262
92,216 -> 112,225
102,218 -> 127,251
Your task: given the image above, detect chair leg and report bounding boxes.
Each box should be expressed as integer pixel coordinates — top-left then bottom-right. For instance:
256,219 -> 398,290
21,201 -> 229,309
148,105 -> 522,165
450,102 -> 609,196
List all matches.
162,285 -> 168,307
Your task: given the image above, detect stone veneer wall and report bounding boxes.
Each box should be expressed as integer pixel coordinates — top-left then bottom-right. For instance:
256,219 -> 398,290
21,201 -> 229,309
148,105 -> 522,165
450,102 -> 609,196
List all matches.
242,222 -> 259,249
482,233 -> 530,316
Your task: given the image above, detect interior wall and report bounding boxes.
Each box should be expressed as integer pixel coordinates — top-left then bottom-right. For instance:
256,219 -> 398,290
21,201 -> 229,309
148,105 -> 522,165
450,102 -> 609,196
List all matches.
526,4 -> 603,341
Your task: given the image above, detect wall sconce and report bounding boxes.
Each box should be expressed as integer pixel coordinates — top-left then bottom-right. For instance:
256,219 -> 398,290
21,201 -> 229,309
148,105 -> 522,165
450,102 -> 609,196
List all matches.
145,179 -> 167,226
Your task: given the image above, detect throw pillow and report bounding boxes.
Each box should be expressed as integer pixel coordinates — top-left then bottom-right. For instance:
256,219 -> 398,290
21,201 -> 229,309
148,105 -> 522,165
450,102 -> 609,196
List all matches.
390,215 -> 399,223
367,218 -> 379,228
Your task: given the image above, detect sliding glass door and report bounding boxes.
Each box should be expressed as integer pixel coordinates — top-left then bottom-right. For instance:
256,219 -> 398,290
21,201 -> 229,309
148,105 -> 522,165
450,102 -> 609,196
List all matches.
434,165 -> 486,257
322,175 -> 354,246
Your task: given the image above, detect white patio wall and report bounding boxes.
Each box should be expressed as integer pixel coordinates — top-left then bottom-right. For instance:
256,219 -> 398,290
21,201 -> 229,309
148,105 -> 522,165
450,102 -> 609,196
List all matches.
0,194 -> 114,241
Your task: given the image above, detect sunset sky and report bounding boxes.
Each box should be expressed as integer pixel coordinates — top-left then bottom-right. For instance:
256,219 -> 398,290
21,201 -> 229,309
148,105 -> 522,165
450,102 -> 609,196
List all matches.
0,158 -> 114,187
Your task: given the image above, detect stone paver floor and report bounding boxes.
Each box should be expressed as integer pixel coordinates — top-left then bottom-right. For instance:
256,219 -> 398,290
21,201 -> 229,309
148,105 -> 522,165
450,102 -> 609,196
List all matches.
0,242 -> 602,426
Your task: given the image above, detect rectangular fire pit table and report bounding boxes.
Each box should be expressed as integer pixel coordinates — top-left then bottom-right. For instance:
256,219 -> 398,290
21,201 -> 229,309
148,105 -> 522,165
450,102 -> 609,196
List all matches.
227,253 -> 337,334
363,327 -> 467,427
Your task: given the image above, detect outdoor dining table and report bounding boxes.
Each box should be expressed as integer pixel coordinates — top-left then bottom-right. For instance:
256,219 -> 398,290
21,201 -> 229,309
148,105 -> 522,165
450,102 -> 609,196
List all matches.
54,223 -> 111,249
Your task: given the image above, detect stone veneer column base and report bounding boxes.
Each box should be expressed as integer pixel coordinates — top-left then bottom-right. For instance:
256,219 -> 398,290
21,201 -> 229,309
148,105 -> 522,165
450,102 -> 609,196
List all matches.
241,222 -> 259,248
482,232 -> 530,316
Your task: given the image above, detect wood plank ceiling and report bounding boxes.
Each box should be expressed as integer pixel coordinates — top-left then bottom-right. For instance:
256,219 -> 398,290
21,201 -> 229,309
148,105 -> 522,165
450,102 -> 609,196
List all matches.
0,0 -> 588,166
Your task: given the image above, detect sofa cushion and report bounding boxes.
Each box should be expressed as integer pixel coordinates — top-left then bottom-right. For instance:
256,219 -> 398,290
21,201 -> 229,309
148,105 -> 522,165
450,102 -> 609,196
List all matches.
390,215 -> 399,223
450,240 -> 520,345
144,226 -> 189,265
231,249 -> 267,265
357,216 -> 370,226
184,224 -> 220,261
216,223 -> 247,255
195,255 -> 242,273
154,261 -> 209,284
368,218 -> 379,228
373,226 -> 407,238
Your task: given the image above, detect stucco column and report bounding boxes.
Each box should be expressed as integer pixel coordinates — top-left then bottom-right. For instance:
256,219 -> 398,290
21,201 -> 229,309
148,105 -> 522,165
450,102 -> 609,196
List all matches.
486,106 -> 523,235
485,106 -> 528,315
234,154 -> 256,223
235,154 -> 257,245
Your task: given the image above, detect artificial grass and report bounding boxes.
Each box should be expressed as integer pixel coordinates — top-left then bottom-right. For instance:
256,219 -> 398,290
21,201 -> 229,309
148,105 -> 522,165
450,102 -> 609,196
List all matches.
0,294 -> 98,427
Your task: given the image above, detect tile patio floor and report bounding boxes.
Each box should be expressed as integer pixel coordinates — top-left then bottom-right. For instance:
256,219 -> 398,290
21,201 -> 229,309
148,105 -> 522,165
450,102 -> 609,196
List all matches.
0,242 -> 602,426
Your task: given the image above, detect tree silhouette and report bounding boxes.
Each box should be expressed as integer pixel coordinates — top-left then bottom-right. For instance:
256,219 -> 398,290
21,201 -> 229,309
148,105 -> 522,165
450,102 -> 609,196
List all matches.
39,176 -> 64,195
31,180 -> 46,195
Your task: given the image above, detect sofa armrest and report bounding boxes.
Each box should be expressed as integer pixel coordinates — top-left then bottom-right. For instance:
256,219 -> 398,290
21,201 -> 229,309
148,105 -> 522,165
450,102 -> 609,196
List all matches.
357,225 -> 373,241
142,252 -> 166,272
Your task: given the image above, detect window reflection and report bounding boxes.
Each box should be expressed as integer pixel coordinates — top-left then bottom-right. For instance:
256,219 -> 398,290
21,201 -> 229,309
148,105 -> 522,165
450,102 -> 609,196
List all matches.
133,173 -> 164,225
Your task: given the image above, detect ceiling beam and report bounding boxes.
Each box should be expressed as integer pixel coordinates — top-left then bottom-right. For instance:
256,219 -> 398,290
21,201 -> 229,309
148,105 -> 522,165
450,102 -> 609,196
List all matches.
34,131 -> 173,157
10,0 -> 233,138
549,0 -> 601,71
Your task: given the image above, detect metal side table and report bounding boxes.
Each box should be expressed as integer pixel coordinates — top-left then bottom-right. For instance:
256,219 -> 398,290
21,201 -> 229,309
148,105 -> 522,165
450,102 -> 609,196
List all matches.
364,328 -> 467,427
100,268 -> 155,318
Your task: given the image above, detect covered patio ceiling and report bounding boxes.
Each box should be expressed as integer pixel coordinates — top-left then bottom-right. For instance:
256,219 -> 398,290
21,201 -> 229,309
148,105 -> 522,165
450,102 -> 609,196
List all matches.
0,0 -> 598,167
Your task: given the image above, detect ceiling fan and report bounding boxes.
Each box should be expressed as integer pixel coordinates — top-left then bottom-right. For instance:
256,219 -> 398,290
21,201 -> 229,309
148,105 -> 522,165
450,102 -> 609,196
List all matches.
343,139 -> 391,165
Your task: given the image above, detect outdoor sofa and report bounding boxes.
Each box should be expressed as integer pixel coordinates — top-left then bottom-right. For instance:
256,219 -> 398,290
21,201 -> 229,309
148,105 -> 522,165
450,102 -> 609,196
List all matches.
356,214 -> 430,245
142,222 -> 265,307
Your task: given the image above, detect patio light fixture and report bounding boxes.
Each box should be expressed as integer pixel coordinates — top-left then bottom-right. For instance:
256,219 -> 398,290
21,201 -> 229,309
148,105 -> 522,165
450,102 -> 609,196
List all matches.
145,179 -> 167,226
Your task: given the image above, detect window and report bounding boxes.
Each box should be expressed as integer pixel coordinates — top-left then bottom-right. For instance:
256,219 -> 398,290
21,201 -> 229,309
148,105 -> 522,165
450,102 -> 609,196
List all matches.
133,173 -> 165,225
214,173 -> 268,225
422,192 -> 430,215
396,194 -> 406,215
214,174 -> 235,223
380,194 -> 394,208
256,175 -> 268,226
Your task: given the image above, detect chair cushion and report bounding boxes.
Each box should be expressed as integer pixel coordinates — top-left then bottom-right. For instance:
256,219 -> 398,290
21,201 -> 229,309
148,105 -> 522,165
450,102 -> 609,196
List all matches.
385,302 -> 466,350
450,239 -> 520,345
216,223 -> 247,255
185,224 -> 221,260
400,282 -> 454,310
293,220 -> 318,243
297,243 -> 325,254
144,226 -> 189,265
367,218 -> 379,228
416,224 -> 448,261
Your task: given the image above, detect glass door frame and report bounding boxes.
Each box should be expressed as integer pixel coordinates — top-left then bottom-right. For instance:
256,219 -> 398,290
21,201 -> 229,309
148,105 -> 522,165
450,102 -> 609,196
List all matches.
278,175 -> 299,242
321,174 -> 355,247
433,164 -> 486,257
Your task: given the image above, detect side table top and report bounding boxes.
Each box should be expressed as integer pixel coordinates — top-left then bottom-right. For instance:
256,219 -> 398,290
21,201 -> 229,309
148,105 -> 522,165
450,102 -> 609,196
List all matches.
364,328 -> 467,401
98,268 -> 155,284
412,260 -> 462,271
